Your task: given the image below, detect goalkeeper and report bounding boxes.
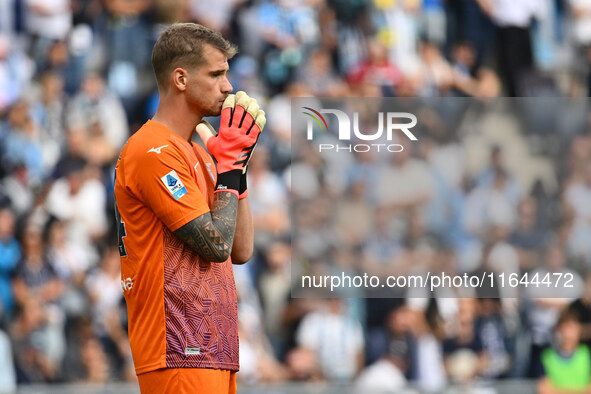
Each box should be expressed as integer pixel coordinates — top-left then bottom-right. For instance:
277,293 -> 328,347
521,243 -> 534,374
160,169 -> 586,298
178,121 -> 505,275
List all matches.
113,22 -> 264,394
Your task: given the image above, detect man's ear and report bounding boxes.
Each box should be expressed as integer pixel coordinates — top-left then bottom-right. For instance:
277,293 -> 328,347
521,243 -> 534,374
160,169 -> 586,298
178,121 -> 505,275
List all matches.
172,68 -> 188,92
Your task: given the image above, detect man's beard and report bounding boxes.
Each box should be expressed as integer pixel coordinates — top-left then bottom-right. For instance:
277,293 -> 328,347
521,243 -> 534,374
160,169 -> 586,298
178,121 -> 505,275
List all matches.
202,104 -> 223,118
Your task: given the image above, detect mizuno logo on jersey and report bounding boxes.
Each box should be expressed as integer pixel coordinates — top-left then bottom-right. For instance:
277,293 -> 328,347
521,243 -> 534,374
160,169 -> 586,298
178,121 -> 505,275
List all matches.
148,145 -> 169,154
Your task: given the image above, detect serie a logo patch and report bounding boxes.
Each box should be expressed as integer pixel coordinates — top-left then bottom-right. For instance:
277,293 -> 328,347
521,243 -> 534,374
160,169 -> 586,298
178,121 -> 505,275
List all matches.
161,170 -> 188,200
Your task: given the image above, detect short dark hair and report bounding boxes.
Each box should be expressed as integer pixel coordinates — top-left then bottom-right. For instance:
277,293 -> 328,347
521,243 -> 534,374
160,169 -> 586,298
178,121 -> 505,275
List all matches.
151,23 -> 237,89
556,309 -> 580,330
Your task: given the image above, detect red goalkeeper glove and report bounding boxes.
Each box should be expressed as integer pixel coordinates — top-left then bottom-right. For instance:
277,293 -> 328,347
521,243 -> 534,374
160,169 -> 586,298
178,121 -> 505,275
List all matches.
196,91 -> 265,198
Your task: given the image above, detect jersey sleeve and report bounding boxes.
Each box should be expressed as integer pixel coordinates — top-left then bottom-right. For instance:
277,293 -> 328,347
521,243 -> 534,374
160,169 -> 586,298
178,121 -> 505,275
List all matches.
134,147 -> 210,231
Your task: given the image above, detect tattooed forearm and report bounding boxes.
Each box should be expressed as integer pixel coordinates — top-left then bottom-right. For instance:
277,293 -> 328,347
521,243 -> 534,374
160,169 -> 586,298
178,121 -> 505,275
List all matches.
173,191 -> 238,262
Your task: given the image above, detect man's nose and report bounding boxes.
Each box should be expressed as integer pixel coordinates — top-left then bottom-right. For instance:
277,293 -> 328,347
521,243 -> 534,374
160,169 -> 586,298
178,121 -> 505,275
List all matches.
221,76 -> 233,94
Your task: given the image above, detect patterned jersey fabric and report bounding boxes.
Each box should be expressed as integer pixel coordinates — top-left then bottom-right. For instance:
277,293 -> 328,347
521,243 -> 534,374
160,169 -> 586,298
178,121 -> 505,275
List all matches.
114,120 -> 239,375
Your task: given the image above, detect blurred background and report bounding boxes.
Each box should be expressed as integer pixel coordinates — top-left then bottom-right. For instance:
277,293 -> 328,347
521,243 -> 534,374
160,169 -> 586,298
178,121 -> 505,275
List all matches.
1,0 -> 591,392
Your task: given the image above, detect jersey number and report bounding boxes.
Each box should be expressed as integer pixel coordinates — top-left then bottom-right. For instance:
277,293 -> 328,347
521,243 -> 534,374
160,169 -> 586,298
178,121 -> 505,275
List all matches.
114,200 -> 128,257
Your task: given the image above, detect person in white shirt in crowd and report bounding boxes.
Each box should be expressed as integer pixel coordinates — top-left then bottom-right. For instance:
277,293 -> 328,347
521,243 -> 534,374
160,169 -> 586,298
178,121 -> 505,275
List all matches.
44,160 -> 107,265
44,217 -> 92,317
0,317 -> 16,393
246,146 -> 289,249
568,0 -> 591,95
66,73 -> 129,151
464,169 -> 520,240
407,300 -> 447,392
377,138 -> 435,219
564,160 -> 591,229
0,35 -> 35,112
476,0 -> 545,95
84,246 -> 132,379
293,298 -> 364,382
24,0 -> 72,64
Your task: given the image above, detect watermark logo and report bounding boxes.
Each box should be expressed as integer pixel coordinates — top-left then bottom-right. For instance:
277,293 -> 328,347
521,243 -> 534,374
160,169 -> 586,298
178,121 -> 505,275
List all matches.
302,107 -> 418,152
302,107 -> 328,132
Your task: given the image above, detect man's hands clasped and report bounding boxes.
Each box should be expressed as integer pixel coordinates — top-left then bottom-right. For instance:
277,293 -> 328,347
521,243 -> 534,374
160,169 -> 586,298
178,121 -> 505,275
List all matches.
196,91 -> 266,199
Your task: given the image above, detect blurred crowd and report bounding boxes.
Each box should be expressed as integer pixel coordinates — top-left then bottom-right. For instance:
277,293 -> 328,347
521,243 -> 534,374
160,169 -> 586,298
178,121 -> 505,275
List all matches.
0,0 -> 591,391
291,96 -> 591,392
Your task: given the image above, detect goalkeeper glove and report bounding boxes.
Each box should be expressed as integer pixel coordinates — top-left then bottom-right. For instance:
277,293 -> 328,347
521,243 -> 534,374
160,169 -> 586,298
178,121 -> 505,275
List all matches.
196,91 -> 265,198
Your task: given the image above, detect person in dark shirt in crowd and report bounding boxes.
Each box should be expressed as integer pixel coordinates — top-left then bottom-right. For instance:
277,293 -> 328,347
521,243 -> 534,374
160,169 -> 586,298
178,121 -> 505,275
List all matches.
567,273 -> 591,349
443,298 -> 488,384
12,222 -> 63,306
366,305 -> 416,377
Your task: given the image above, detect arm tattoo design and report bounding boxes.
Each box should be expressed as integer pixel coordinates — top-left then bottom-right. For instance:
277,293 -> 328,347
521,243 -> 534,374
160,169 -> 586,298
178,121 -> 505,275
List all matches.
173,192 -> 238,262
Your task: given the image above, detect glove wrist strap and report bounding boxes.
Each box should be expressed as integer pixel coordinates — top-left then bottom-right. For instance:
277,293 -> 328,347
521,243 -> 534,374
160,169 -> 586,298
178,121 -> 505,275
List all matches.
215,170 -> 241,196
238,172 -> 248,200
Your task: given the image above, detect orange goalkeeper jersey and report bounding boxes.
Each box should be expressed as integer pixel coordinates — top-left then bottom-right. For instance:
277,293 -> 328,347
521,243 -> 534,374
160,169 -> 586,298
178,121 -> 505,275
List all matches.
114,120 -> 239,375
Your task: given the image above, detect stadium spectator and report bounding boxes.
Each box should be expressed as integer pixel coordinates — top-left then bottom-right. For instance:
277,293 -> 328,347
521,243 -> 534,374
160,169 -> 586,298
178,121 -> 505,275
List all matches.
264,82 -> 301,173
24,0 -> 72,44
29,72 -> 66,146
44,217 -> 90,318
44,160 -> 107,264
366,305 -> 414,372
476,0 -> 543,96
525,243 -> 584,378
247,146 -> 289,249
1,101 -> 46,186
0,35 -> 35,112
538,310 -> 591,393
258,239 -> 291,357
237,300 -> 289,383
510,196 -> 550,271
12,222 -> 63,308
155,0 -> 191,26
376,139 -> 435,213
0,308 -> 16,392
66,73 -> 128,150
84,246 -> 129,379
334,179 -> 374,250
51,126 -> 88,180
417,41 -> 454,96
568,0 -> 591,95
10,295 -> 63,383
564,160 -> 591,229
292,298 -> 364,382
11,221 -> 67,380
421,0 -> 446,48
0,162 -> 35,218
476,298 -> 511,378
354,343 -> 408,393
408,303 -> 447,392
568,274 -> 591,348
464,169 -> 519,239
361,207 -> 402,278
443,298 -> 489,383
297,48 -> 346,98
103,0 -> 153,104
347,37 -> 403,97
79,335 -> 111,383
450,40 -> 477,96
0,207 -> 19,317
